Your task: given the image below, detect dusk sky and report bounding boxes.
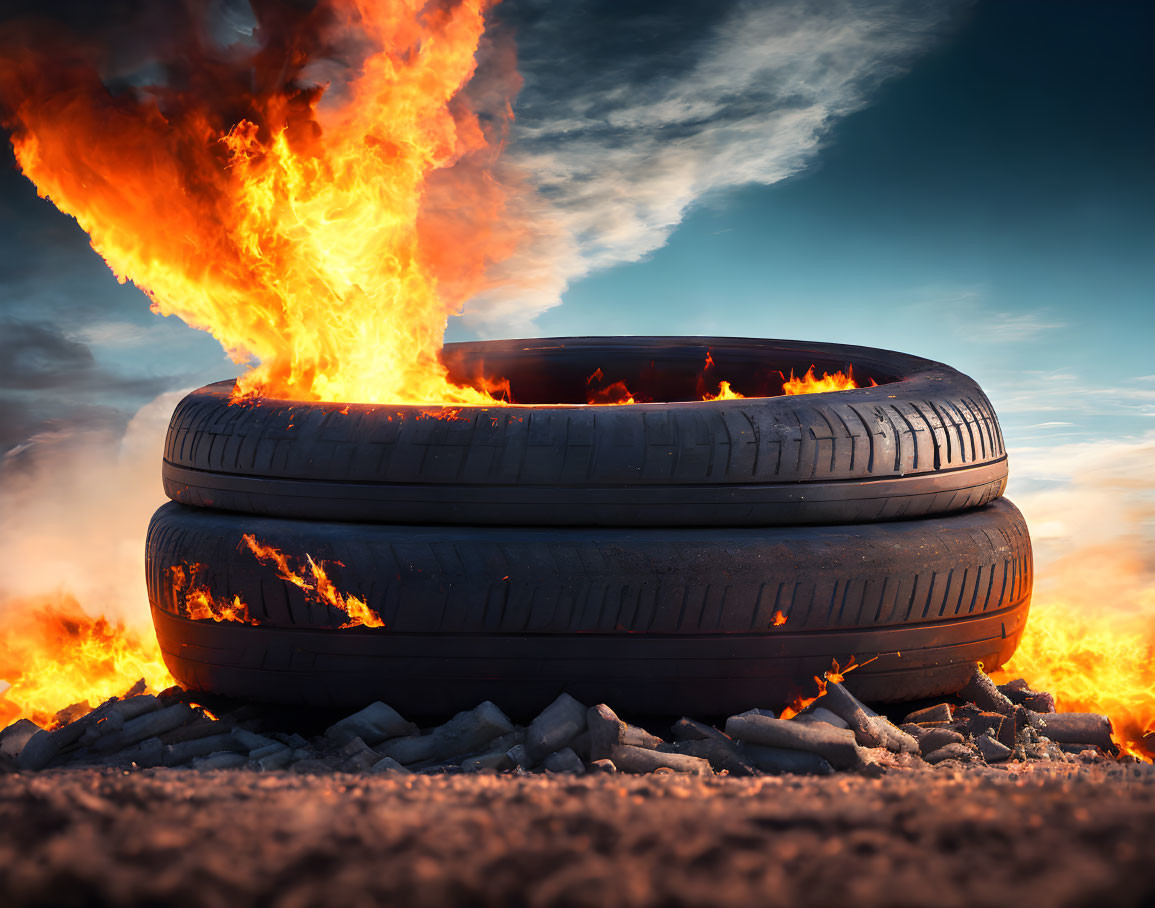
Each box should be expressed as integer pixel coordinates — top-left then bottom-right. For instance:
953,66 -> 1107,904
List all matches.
1,0 -> 1151,489
0,0 -> 1153,772
3,6 -> 1155,872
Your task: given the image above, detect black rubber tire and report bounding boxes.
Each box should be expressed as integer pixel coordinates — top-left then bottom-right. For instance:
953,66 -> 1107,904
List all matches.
162,337 -> 1007,527
146,499 -> 1031,717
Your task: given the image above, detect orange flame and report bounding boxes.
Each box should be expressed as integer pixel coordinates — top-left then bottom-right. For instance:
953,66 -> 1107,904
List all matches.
779,655 -> 874,720
701,380 -> 744,402
699,348 -> 745,401
171,565 -> 257,625
0,1 -> 522,406
586,381 -> 637,406
783,365 -> 875,396
0,594 -> 174,729
241,535 -> 385,628
582,353 -> 877,406
585,368 -> 637,405
994,600 -> 1155,760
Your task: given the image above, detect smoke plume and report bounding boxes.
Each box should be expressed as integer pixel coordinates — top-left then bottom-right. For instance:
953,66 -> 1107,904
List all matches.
467,0 -> 964,328
0,391 -> 183,629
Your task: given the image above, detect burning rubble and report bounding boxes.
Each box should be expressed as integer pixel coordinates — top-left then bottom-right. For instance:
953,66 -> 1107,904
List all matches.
0,664 -> 1131,777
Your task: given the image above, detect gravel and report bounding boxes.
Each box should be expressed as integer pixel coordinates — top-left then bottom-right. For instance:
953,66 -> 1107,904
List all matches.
1,763 -> 1153,907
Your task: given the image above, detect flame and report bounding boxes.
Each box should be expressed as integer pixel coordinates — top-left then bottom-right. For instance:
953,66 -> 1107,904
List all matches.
240,535 -> 385,628
783,365 -> 875,395
702,380 -> 745,402
183,589 -> 256,626
995,599 -> 1155,760
779,655 -> 873,720
580,353 -> 877,406
0,594 -> 173,729
699,349 -> 744,401
0,0 -> 522,406
587,381 -> 637,406
585,368 -> 637,405
771,609 -> 788,627
171,565 -> 257,625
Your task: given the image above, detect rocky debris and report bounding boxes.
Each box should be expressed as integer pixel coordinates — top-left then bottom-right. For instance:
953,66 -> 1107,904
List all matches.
0,665 -> 1132,778
999,677 -> 1057,713
461,750 -> 513,773
541,747 -> 586,774
975,732 -> 1013,763
0,720 -> 41,760
820,682 -> 919,753
1037,713 -> 1116,751
957,664 -> 1017,717
924,742 -> 980,765
505,743 -> 532,770
163,733 -> 238,766
323,701 -> 417,747
379,701 -> 514,767
369,755 -> 408,773
193,751 -> 247,770
671,717 -> 725,741
917,727 -> 966,756
792,706 -> 851,730
17,697 -> 126,770
662,736 -> 757,776
92,703 -> 197,754
904,703 -> 953,725
338,737 -> 381,772
737,743 -> 835,775
725,713 -> 866,770
586,704 -> 663,761
526,694 -> 587,761
610,744 -> 712,776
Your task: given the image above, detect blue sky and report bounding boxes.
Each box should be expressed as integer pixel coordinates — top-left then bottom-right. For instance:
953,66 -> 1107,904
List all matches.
520,1 -> 1155,453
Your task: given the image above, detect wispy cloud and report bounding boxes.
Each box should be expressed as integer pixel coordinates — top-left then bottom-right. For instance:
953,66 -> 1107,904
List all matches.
468,0 -> 965,329
907,284 -> 1065,343
1007,431 -> 1155,604
966,310 -> 1066,343
986,370 -> 1155,417
0,390 -> 184,627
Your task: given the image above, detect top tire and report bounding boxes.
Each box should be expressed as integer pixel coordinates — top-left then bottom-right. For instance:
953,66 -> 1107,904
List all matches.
162,336 -> 1007,527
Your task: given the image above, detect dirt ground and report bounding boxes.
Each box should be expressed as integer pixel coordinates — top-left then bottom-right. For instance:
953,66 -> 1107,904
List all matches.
1,762 -> 1153,908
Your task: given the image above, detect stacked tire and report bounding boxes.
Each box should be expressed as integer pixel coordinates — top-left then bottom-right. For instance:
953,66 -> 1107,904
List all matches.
147,337 -> 1031,718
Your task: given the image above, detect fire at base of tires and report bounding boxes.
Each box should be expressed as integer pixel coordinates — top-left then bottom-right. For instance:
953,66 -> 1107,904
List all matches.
0,664 -> 1136,777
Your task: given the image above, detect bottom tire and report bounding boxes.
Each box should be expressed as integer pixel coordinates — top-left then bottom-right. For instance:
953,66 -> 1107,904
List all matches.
146,499 -> 1032,717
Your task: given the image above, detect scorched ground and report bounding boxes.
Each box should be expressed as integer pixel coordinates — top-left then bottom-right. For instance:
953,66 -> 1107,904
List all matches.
1,765 -> 1153,907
